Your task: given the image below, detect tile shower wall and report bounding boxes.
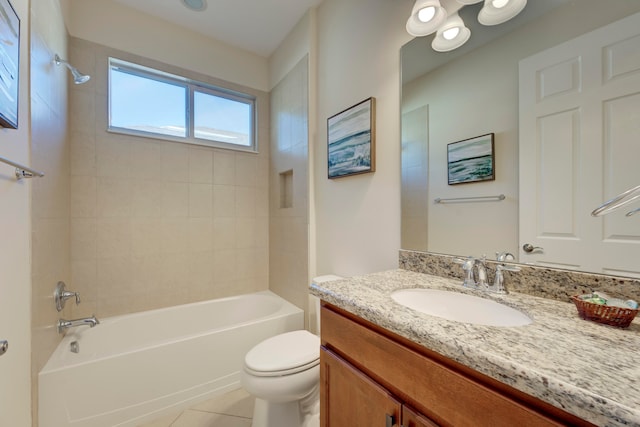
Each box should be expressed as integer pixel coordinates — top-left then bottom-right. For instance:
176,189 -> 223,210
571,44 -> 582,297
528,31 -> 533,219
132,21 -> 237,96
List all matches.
68,37 -> 270,318
30,0 -> 70,423
269,56 -> 309,313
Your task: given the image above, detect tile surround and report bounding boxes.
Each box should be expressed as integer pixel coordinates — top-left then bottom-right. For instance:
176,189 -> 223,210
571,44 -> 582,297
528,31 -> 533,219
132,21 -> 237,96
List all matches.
269,56 -> 310,316
68,37 -> 271,319
30,2 -> 71,424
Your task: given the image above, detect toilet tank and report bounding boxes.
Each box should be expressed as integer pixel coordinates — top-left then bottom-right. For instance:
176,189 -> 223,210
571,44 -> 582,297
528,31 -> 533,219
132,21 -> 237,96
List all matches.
308,275 -> 343,335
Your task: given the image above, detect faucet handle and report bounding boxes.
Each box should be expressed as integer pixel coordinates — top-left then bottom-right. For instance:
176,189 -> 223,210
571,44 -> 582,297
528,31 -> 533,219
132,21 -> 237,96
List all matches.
495,251 -> 516,262
54,281 -> 81,312
453,256 -> 474,265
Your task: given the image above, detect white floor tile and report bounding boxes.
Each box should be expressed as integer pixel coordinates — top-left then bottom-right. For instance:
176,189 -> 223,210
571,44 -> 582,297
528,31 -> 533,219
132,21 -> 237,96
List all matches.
190,388 -> 254,418
136,388 -> 253,427
172,410 -> 252,427
136,411 -> 181,427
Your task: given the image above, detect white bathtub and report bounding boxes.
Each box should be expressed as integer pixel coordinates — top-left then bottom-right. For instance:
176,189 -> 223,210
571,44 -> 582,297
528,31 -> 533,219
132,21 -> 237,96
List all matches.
38,291 -> 304,427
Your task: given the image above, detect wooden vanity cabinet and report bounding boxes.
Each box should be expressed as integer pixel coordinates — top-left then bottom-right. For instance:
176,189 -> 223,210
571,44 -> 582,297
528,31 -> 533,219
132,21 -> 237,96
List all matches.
319,303 -> 595,427
321,348 -> 437,427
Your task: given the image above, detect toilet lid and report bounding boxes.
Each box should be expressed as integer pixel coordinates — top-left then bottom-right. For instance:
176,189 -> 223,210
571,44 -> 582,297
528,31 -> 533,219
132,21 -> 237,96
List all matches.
245,330 -> 320,376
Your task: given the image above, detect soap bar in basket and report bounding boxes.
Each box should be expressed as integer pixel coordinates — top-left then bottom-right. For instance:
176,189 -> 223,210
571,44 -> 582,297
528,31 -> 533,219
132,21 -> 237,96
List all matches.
572,292 -> 639,328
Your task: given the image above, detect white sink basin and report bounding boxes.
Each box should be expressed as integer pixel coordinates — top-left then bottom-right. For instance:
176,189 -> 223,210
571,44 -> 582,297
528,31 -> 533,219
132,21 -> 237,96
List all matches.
391,288 -> 532,327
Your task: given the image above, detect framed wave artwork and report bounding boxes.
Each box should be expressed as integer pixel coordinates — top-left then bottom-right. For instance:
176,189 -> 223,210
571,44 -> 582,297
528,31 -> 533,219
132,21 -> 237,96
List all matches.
0,0 -> 19,129
447,133 -> 495,185
327,97 -> 376,179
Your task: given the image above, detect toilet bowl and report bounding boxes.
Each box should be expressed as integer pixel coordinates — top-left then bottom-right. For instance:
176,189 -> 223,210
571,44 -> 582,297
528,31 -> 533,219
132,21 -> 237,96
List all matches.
242,275 -> 342,427
241,330 -> 320,427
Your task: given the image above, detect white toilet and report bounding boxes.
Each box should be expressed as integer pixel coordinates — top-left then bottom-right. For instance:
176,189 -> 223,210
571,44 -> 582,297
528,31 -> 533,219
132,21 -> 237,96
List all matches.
241,275 -> 342,427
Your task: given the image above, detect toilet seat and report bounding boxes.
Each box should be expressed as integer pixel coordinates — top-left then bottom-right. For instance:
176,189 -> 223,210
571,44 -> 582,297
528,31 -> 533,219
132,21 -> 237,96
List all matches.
244,330 -> 320,377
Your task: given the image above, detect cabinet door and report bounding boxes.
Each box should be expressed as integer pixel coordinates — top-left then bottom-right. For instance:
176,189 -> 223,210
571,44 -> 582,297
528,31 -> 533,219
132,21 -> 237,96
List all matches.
403,405 -> 440,427
321,347 -> 402,427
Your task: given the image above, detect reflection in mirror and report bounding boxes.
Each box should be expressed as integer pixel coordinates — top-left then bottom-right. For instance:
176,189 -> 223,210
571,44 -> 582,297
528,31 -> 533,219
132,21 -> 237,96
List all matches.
401,0 -> 640,276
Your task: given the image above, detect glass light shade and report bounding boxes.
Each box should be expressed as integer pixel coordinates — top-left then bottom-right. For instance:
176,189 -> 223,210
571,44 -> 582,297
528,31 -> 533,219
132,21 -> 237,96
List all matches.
478,0 -> 527,26
443,27 -> 460,40
181,0 -> 207,11
406,0 -> 447,37
432,13 -> 471,52
417,6 -> 436,22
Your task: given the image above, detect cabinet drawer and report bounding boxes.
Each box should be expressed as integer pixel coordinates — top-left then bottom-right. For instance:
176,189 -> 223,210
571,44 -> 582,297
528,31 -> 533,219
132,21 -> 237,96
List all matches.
321,305 -> 585,427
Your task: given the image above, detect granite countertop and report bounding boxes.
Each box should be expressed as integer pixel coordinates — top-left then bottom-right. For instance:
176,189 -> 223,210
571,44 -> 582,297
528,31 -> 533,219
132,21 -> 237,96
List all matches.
309,269 -> 640,427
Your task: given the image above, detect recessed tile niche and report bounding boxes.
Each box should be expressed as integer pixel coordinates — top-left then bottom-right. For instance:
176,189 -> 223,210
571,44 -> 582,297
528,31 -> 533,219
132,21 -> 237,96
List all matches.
280,170 -> 293,209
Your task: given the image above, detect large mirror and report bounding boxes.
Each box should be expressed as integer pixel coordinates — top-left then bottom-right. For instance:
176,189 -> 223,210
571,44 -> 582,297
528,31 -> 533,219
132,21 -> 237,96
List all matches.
401,0 -> 640,276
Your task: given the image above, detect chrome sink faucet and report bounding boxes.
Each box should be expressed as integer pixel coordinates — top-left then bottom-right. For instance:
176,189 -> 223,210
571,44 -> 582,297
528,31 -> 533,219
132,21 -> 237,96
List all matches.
455,254 -> 520,293
57,315 -> 100,334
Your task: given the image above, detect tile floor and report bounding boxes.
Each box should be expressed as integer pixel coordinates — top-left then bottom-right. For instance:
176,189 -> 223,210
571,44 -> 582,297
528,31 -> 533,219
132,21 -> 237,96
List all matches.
138,388 -> 254,427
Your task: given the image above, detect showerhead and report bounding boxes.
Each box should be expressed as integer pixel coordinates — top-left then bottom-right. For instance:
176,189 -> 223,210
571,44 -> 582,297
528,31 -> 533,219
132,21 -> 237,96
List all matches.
69,68 -> 91,84
54,54 -> 91,85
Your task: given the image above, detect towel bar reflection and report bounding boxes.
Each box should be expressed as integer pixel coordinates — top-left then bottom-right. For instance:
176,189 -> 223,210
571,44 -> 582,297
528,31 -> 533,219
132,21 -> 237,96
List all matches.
0,155 -> 45,180
434,194 -> 505,204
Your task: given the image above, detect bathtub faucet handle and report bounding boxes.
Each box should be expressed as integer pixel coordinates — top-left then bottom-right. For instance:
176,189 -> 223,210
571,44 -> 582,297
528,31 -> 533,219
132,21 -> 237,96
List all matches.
54,281 -> 81,312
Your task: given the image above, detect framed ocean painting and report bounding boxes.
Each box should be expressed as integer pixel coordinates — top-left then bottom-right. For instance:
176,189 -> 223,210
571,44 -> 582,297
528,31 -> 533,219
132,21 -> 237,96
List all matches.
447,133 -> 495,185
327,97 -> 375,179
0,0 -> 19,129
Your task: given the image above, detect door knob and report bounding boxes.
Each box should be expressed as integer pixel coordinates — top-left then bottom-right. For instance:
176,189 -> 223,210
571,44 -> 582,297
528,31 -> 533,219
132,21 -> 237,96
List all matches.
0,340 -> 8,356
522,243 -> 543,253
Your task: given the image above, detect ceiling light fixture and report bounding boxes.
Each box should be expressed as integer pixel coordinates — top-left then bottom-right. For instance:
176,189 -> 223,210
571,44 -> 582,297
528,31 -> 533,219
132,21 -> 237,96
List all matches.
406,0 -> 527,51
181,0 -> 207,12
406,0 -> 448,37
54,54 -> 91,85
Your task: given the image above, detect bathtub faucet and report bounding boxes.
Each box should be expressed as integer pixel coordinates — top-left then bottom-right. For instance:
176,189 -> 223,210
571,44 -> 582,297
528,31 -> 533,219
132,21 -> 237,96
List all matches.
57,315 -> 100,334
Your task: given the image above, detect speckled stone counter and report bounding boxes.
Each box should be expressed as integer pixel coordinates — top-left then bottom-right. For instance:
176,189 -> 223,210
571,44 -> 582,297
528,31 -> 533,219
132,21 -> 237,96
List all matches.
310,269 -> 640,427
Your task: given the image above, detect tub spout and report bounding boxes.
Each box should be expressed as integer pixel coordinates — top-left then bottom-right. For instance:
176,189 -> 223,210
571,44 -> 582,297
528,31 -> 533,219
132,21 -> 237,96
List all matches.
57,315 -> 100,334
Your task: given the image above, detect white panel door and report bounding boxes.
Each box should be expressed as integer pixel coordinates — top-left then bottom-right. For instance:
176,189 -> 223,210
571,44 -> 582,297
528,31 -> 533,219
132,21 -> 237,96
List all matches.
519,12 -> 640,275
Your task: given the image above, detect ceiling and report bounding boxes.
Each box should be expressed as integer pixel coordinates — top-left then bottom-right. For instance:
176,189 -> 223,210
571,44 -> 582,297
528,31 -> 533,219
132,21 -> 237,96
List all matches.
113,0 -> 323,57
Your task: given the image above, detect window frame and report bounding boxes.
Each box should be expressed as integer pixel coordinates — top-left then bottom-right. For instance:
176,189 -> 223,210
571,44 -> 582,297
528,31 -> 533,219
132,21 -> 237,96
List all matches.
107,57 -> 258,153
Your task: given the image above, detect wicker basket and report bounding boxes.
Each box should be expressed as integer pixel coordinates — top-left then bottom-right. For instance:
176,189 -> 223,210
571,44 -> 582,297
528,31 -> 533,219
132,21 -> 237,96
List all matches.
571,295 -> 638,328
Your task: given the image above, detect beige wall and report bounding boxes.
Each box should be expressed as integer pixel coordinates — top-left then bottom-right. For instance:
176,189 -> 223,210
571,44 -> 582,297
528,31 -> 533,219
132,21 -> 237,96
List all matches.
0,0 -> 32,424
30,0 -> 71,423
312,0 -> 412,278
401,0 -> 640,258
67,38 -> 270,319
64,0 -> 269,92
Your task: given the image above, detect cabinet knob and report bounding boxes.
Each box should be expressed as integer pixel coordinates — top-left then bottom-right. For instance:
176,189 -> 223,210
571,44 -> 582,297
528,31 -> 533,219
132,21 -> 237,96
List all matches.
386,413 -> 396,427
